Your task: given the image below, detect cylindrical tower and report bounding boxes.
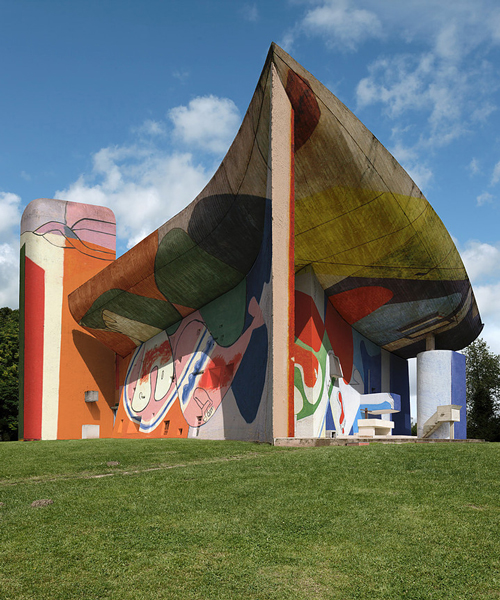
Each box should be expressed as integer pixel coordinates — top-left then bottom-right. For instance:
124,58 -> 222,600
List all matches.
417,350 -> 466,439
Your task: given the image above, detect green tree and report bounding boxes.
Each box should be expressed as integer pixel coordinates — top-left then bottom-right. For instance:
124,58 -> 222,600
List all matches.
0,307 -> 19,441
464,338 -> 500,441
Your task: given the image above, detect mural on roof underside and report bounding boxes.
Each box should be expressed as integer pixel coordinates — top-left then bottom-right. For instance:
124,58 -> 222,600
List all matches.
113,202 -> 272,440
76,193 -> 268,357
69,45 -> 482,360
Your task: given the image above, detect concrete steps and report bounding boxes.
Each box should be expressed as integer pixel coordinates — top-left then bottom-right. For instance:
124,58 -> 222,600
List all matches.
421,405 -> 462,439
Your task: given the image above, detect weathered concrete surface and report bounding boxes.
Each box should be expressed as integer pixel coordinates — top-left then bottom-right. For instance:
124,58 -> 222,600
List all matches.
273,436 -> 485,446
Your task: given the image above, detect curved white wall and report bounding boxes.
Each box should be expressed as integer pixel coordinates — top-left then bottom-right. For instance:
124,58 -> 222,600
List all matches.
417,350 -> 466,439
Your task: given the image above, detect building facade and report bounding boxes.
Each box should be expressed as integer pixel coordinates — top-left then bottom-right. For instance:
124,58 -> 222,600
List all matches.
19,45 -> 482,442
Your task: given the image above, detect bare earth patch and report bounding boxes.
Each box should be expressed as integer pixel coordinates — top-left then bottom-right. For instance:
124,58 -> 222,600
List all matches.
30,499 -> 54,508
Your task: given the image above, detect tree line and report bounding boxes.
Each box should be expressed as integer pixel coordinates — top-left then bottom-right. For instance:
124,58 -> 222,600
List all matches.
464,338 -> 500,441
0,307 -> 499,441
0,307 -> 19,440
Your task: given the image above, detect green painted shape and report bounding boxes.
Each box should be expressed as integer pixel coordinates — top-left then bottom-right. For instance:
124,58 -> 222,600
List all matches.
155,228 -> 244,310
199,279 -> 247,347
18,244 -> 25,440
166,320 -> 182,336
295,333 -> 335,420
80,289 -> 181,331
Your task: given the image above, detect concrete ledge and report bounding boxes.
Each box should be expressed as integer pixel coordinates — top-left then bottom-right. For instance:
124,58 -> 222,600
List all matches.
273,436 -> 485,447
357,418 -> 395,437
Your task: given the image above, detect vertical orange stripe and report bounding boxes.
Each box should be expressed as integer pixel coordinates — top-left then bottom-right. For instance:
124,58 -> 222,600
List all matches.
288,108 -> 296,437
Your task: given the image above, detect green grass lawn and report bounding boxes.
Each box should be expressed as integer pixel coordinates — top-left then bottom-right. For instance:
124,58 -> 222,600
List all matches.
0,439 -> 499,600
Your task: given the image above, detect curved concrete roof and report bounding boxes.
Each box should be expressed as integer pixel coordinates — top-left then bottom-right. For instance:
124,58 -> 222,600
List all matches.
69,43 -> 482,359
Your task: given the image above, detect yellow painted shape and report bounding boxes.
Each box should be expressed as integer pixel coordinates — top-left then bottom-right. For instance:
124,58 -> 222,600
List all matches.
294,186 -> 465,282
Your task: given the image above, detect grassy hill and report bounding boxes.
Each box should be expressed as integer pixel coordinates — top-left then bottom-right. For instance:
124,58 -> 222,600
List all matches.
1,439 -> 499,599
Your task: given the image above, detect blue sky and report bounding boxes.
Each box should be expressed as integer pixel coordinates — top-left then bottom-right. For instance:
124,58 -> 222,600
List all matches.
2,0 -> 500,364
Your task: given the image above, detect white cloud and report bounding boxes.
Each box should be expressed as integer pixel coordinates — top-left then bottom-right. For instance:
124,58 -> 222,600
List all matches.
133,119 -> 166,137
241,4 -> 259,22
468,158 -> 480,175
0,243 -> 19,309
169,95 -> 240,155
491,161 -> 500,185
356,51 -> 472,149
172,70 -> 190,84
404,163 -> 433,192
0,193 -> 21,308
471,102 -> 496,123
301,0 -> 383,51
0,192 -> 21,236
476,192 -> 494,206
455,239 -> 500,353
389,141 -> 433,191
473,282 -> 500,354
54,94 -> 242,250
461,240 -> 500,283
56,147 -> 210,249
280,28 -> 298,53
434,22 -> 461,61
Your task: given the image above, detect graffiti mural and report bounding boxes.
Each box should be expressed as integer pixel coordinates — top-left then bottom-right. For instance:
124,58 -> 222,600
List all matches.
113,202 -> 273,440
294,268 -> 410,437
122,297 -> 265,433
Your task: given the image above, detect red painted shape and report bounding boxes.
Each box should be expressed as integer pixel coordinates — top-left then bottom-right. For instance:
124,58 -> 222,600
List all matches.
338,391 -> 345,433
140,338 -> 172,382
199,354 -> 242,391
172,303 -> 195,318
329,286 -> 393,325
23,257 -> 45,440
294,344 -> 319,389
295,290 -> 325,352
285,70 -> 321,152
325,301 -> 353,384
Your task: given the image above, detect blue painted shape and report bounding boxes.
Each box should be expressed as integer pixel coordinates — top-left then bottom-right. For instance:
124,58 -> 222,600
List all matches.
353,293 -> 463,347
390,353 -> 411,435
391,393 -> 401,412
180,337 -> 215,406
360,340 -> 381,394
451,351 -> 467,439
358,400 -> 393,412
242,200 -> 272,328
231,200 -> 271,424
231,321 -> 268,423
325,400 -> 334,430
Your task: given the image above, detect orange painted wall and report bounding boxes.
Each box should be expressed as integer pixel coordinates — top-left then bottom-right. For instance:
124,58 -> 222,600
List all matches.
57,240 -> 116,439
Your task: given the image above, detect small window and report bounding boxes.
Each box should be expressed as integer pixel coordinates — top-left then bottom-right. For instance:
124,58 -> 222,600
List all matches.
84,390 -> 98,403
163,421 -> 170,435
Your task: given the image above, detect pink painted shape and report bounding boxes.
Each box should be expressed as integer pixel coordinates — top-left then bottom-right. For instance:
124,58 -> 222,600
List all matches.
66,201 -> 116,250
123,297 -> 266,430
171,297 -> 264,427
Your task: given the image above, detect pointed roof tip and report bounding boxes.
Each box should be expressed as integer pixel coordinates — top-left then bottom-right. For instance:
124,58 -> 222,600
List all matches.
267,42 -> 277,63
269,41 -> 285,55
266,42 -> 291,68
